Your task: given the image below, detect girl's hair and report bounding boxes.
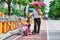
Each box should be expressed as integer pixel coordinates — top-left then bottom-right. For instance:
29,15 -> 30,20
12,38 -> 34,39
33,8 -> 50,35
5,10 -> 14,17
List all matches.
27,20 -> 30,22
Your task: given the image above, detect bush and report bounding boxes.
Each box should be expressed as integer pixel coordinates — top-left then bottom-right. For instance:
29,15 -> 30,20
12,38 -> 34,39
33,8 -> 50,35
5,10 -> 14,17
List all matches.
0,5 -> 8,14
11,8 -> 24,17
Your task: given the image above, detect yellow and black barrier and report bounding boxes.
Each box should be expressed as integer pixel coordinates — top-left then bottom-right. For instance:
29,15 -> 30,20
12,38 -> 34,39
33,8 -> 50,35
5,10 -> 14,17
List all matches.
0,22 -> 2,35
2,22 -> 9,33
15,21 -> 18,29
0,17 -> 34,35
9,21 -> 14,30
0,20 -> 19,35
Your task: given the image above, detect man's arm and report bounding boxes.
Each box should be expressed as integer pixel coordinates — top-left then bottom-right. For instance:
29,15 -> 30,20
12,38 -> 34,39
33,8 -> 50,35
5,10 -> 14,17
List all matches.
37,9 -> 43,16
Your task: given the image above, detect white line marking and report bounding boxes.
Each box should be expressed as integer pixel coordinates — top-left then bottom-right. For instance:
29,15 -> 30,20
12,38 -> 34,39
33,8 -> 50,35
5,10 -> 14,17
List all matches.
13,36 -> 21,40
46,20 -> 50,40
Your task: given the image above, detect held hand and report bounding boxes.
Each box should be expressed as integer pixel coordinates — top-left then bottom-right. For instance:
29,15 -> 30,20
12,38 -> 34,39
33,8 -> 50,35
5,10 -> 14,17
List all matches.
37,10 -> 40,14
37,10 -> 43,16
28,16 -> 31,18
37,10 -> 41,15
40,13 -> 43,16
28,15 -> 31,18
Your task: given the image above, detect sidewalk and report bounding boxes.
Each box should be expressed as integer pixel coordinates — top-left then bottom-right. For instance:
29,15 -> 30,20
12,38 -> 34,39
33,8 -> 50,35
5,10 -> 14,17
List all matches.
0,20 -> 47,40
13,20 -> 47,40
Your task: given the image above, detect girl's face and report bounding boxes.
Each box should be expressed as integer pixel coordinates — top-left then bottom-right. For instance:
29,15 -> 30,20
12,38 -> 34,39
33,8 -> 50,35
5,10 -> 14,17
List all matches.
19,20 -> 21,22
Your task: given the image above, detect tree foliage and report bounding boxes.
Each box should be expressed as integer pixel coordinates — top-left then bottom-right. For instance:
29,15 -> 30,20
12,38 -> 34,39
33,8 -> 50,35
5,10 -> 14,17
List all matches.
0,4 -> 8,14
0,0 -> 45,17
48,0 -> 60,20
11,7 -> 23,16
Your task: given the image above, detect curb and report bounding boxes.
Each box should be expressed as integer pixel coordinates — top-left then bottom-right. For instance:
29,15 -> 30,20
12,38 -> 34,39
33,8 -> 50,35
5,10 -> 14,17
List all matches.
0,29 -> 19,40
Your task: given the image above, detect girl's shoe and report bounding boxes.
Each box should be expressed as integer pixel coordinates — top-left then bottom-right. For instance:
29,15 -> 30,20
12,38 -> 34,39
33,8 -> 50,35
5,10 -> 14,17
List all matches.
23,31 -> 28,36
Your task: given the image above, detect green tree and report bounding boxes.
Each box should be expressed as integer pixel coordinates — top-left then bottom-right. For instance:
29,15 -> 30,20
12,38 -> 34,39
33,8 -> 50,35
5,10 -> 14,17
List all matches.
49,0 -> 60,20
48,1 -> 55,18
0,0 -> 8,14
4,0 -> 11,16
0,0 -> 19,16
17,0 -> 34,17
11,0 -> 34,17
0,0 -> 13,16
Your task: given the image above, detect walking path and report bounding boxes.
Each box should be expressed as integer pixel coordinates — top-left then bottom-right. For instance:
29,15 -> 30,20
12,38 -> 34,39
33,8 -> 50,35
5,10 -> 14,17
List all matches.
4,20 -> 60,40
5,20 -> 47,40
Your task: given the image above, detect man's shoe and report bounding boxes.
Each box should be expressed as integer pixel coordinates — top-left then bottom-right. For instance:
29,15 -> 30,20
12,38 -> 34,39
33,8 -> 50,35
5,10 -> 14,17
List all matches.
32,32 -> 36,35
37,32 -> 39,34
37,31 -> 39,34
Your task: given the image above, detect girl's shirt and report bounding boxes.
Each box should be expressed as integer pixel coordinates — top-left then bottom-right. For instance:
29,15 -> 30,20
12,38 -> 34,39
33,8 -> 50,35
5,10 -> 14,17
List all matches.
23,25 -> 28,31
18,22 -> 23,30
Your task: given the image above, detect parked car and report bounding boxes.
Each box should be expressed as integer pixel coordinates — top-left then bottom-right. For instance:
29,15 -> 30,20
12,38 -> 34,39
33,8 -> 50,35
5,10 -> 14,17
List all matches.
43,13 -> 48,20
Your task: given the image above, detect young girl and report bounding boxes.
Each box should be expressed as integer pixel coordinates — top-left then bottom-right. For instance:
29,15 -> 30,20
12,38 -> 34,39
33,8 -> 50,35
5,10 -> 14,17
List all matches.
26,20 -> 32,35
22,20 -> 32,36
18,18 -> 32,36
18,18 -> 23,35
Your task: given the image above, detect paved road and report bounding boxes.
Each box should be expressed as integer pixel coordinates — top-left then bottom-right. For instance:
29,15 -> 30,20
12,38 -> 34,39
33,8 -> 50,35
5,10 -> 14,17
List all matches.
47,20 -> 60,40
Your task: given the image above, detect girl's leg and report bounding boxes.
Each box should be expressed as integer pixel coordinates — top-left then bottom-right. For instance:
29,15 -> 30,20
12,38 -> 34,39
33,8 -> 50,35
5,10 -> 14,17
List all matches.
28,24 -> 31,29
23,30 -> 27,36
18,30 -> 21,35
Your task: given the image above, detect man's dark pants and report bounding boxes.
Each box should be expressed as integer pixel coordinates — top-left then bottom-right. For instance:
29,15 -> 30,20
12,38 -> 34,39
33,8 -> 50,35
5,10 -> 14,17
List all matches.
34,18 -> 41,33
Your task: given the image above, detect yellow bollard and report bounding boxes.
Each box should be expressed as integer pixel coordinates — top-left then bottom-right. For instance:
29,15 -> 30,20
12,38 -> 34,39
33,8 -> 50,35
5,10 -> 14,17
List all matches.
6,22 -> 9,32
15,21 -> 18,28
13,21 -> 16,29
2,22 -> 4,33
7,21 -> 10,31
10,21 -> 14,30
0,22 -> 2,35
3,22 -> 8,33
15,21 -> 17,29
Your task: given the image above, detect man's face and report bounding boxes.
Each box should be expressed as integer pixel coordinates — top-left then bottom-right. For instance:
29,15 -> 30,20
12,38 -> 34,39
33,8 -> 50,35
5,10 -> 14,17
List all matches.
34,4 -> 38,8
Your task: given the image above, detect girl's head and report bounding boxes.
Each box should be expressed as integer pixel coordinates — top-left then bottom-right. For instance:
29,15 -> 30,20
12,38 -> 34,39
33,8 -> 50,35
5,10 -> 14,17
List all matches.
18,18 -> 21,22
27,20 -> 29,22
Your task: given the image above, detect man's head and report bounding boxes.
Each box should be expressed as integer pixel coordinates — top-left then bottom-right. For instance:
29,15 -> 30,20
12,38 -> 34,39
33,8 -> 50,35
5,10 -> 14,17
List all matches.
34,4 -> 38,9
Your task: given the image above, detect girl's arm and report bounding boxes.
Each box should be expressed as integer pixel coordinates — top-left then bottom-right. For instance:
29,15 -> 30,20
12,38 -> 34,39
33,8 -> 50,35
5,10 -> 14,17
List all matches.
28,13 -> 33,18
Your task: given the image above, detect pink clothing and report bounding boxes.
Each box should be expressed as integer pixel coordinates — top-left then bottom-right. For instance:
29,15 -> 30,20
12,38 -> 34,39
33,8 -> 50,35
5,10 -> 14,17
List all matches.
25,26 -> 28,30
26,29 -> 31,33
22,25 -> 28,31
27,22 -> 30,25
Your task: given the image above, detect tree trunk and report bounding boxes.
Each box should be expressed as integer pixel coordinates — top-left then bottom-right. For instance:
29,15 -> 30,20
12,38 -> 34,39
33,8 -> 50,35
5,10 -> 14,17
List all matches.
8,3 -> 11,16
24,7 -> 26,17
